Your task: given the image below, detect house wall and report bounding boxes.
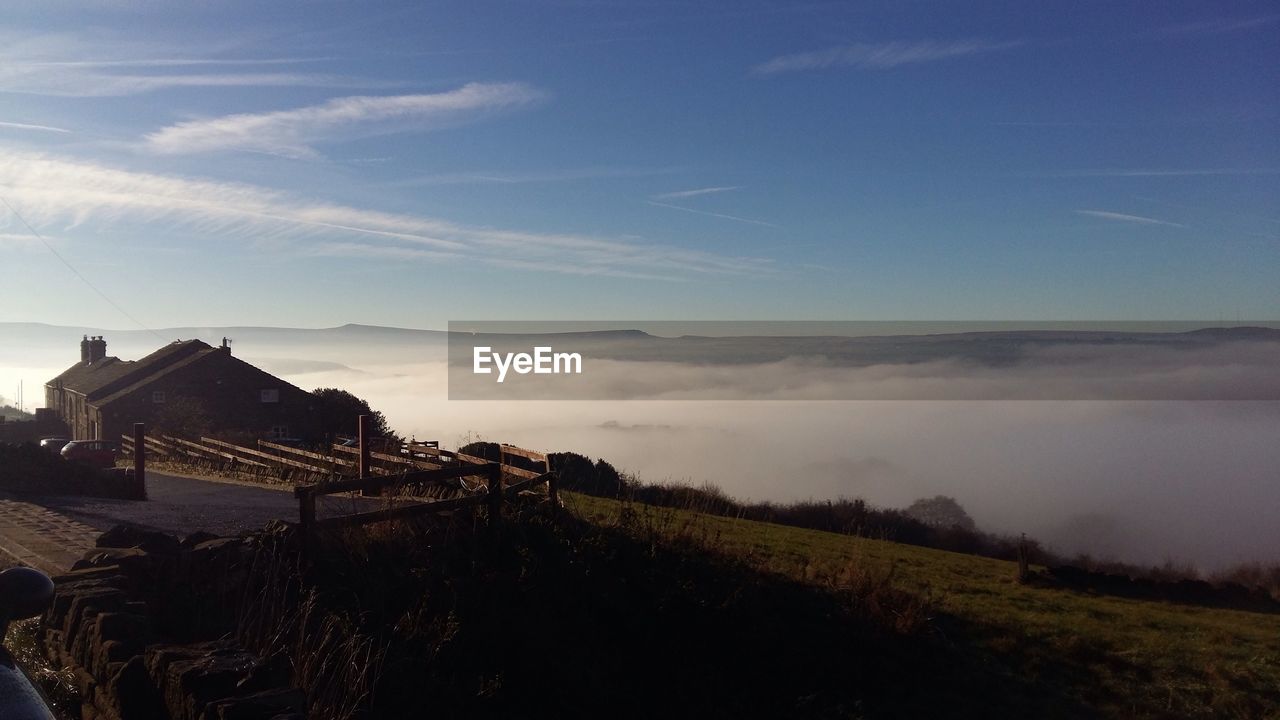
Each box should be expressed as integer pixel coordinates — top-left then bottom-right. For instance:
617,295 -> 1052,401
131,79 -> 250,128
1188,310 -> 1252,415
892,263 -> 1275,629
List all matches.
44,383 -> 94,440
97,350 -> 322,442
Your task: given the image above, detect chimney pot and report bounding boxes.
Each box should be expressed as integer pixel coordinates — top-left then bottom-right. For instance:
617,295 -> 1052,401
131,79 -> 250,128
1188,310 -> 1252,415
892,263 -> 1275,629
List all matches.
87,336 -> 107,363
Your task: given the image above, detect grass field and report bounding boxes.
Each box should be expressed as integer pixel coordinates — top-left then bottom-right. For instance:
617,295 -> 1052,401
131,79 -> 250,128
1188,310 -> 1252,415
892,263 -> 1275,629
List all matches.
564,492 -> 1280,719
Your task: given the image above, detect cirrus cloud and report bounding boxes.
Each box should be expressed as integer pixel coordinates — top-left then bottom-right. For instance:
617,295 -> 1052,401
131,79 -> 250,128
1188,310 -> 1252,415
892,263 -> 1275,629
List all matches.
0,149 -> 769,280
1075,209 -> 1186,228
145,82 -> 545,158
753,39 -> 1022,76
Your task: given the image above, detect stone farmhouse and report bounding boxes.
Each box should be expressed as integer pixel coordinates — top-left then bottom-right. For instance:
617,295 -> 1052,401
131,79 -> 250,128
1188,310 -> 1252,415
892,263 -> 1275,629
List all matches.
46,336 -> 322,442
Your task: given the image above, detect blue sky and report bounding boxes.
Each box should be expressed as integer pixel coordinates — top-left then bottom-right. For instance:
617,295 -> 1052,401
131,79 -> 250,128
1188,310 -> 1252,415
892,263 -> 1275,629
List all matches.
0,0 -> 1276,329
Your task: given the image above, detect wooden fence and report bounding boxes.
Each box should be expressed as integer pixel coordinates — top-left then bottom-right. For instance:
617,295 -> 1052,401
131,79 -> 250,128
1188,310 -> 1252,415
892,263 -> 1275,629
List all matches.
294,463 -> 557,532
295,441 -> 556,539
121,429 -> 558,539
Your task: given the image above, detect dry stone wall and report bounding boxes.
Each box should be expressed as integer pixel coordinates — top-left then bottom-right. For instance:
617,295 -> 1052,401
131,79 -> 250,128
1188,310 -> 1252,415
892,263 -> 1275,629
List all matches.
41,525 -> 305,720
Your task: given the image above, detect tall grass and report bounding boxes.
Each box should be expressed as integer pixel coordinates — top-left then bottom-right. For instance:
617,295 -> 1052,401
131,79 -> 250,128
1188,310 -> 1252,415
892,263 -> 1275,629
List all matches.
217,487 -> 947,718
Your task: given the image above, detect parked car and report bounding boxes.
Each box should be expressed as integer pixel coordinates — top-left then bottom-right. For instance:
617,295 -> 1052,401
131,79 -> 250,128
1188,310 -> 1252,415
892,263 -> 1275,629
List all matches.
60,440 -> 121,469
38,437 -> 70,453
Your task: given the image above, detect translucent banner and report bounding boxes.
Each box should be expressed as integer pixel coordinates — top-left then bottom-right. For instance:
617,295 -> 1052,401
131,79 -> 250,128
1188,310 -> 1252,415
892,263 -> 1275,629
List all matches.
446,321 -> 1280,400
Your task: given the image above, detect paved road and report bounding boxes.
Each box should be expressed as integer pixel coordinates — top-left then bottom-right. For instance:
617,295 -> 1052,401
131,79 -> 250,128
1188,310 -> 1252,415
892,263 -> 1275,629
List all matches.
0,472 -> 382,573
0,499 -> 101,574
38,472 -> 304,537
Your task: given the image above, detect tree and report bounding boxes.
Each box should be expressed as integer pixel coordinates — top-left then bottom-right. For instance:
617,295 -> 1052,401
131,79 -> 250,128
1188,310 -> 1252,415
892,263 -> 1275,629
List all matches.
0,395 -> 33,421
905,495 -> 976,531
311,388 -> 399,443
547,452 -> 627,496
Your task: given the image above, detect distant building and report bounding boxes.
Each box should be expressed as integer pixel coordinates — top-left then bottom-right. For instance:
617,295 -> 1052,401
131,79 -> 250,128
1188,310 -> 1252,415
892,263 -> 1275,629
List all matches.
46,335 -> 322,442
0,408 -> 68,444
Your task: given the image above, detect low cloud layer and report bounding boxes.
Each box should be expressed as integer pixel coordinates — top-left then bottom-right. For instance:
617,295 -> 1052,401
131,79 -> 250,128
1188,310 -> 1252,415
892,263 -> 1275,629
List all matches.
306,359 -> 1280,570
7,329 -> 1278,571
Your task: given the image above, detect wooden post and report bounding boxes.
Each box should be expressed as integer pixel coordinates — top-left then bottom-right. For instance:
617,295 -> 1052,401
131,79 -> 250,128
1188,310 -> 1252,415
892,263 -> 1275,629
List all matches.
547,473 -> 559,517
299,489 -> 316,556
486,462 -> 503,528
132,423 -> 146,495
545,454 -> 558,517
358,414 -> 378,496
299,490 -> 316,527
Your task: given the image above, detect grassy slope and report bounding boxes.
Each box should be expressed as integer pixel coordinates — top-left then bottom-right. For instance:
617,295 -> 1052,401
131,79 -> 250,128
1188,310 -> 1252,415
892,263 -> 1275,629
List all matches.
565,492 -> 1280,719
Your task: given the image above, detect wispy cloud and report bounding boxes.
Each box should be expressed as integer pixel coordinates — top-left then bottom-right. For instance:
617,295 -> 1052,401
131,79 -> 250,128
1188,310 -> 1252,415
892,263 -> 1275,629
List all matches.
1027,168 -> 1280,178
307,242 -> 463,263
647,200 -> 779,228
752,39 -> 1021,75
144,82 -> 543,158
995,121 -> 1121,128
0,33 -> 361,97
19,72 -> 359,98
1075,210 -> 1185,228
0,150 -> 769,280
652,186 -> 740,200
1153,14 -> 1279,38
19,56 -> 334,69
1132,196 -> 1280,227
388,165 -> 678,187
0,120 -> 71,134
0,61 -> 366,97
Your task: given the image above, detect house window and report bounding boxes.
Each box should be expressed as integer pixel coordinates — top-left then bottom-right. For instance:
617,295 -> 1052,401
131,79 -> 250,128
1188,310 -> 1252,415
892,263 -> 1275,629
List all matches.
260,389 -> 280,403
152,391 -> 165,404
270,425 -> 288,439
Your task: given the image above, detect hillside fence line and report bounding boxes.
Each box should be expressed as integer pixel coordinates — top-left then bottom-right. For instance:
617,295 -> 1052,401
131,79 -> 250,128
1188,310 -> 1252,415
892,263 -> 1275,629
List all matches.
120,417 -> 558,544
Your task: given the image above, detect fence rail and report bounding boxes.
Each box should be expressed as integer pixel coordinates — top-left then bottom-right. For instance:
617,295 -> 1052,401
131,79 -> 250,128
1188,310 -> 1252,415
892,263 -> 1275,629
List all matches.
259,439 -> 355,471
295,461 -> 558,542
122,423 -> 558,542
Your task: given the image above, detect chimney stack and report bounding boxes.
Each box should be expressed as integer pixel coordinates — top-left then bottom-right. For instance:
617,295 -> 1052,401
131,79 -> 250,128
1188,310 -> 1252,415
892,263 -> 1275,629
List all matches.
80,335 -> 90,363
87,336 -> 107,363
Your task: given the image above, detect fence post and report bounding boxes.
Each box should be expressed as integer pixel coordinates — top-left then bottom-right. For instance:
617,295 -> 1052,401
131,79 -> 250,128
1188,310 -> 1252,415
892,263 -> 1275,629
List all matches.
298,488 -> 316,557
486,462 -> 503,528
132,423 -> 146,498
545,453 -> 559,516
358,414 -> 378,496
547,473 -> 560,517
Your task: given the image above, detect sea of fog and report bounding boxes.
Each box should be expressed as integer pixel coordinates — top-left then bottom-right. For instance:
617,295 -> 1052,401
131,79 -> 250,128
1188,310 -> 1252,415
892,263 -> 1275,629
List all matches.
5,335 -> 1278,571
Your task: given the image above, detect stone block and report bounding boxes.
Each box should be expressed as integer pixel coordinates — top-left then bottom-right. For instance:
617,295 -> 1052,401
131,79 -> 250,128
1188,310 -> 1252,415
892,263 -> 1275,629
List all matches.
209,687 -> 307,720
96,525 -> 182,555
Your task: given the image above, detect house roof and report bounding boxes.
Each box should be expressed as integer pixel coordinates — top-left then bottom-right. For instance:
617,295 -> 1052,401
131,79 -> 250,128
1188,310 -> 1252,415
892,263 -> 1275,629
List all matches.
46,340 -> 213,401
93,346 -> 223,406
